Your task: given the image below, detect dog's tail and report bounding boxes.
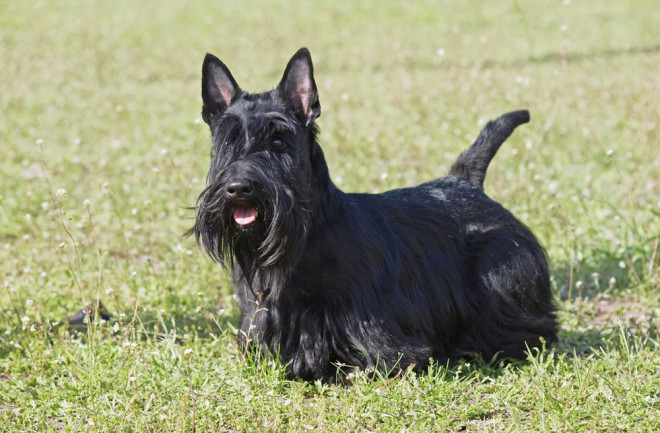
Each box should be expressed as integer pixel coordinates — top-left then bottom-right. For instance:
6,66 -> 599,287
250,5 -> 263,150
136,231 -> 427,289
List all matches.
448,110 -> 530,190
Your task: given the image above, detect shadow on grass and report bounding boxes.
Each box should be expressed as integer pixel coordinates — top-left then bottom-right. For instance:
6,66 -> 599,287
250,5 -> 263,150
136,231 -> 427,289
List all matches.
550,235 -> 659,300
36,293 -> 241,349
403,44 -> 660,71
507,44 -> 660,68
39,248 -> 656,389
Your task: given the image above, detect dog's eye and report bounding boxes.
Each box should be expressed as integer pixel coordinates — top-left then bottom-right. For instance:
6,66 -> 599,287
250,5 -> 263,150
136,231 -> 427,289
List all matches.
272,139 -> 283,147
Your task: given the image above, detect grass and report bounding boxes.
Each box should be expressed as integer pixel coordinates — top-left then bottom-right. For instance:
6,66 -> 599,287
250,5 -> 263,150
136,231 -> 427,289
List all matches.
1,0 -> 659,431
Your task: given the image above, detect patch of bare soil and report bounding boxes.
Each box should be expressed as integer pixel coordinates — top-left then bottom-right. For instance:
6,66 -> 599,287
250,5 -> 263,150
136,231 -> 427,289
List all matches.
589,296 -> 659,334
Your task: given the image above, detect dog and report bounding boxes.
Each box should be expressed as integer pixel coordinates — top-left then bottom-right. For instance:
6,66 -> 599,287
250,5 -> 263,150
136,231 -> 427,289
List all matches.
189,48 -> 558,383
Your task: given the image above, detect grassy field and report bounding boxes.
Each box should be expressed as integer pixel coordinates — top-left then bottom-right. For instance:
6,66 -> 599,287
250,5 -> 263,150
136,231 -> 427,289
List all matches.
1,0 -> 659,431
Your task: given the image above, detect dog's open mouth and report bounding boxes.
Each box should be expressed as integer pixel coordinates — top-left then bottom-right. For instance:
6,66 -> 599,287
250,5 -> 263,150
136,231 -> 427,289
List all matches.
233,207 -> 258,226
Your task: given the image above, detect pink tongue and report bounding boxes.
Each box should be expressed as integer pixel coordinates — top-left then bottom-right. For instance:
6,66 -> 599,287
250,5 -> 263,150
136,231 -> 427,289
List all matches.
234,207 -> 257,226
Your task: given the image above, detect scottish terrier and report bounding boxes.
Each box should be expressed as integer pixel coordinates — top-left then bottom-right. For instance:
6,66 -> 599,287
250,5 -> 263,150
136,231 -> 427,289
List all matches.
189,48 -> 558,383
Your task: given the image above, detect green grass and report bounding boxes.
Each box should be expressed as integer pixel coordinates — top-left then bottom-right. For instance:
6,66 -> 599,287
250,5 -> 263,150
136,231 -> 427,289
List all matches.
1,0 -> 659,431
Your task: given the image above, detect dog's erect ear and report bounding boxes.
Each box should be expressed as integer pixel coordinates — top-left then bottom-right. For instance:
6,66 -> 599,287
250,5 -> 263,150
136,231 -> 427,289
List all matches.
201,53 -> 242,125
277,48 -> 321,126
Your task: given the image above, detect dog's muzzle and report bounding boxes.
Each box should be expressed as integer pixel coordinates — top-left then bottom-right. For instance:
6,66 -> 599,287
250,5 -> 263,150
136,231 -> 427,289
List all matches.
223,178 -> 262,228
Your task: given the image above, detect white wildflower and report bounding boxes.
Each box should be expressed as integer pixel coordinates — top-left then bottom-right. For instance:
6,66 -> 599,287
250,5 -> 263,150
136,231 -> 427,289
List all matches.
55,188 -> 68,203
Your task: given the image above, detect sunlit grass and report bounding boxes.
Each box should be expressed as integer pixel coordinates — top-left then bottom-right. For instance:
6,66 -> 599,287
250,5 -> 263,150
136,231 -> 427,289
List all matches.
1,0 -> 659,431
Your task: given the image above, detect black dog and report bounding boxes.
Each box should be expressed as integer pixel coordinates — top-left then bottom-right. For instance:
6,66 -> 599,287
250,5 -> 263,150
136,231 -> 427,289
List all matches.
189,48 -> 558,383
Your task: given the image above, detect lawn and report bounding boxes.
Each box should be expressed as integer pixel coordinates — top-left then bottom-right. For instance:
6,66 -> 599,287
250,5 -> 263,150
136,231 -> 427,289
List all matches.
1,0 -> 658,431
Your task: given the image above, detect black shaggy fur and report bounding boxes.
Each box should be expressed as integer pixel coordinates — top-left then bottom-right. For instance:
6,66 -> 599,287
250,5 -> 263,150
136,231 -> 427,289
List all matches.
189,48 -> 558,383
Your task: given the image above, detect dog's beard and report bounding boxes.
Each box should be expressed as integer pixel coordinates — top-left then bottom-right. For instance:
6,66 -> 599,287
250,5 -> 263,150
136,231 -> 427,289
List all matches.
190,176 -> 312,285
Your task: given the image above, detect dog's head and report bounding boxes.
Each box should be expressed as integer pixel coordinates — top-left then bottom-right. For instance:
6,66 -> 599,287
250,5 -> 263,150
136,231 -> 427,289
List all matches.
189,48 -> 322,273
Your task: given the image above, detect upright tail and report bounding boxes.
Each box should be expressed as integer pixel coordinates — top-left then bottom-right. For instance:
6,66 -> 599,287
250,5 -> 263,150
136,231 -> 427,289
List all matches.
449,110 -> 530,190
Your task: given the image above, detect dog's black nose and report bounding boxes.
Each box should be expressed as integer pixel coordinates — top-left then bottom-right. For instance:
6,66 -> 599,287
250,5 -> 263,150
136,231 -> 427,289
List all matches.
225,179 -> 253,198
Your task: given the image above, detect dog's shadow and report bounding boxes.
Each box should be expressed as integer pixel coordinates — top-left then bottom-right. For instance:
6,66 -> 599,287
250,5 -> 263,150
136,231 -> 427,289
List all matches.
62,250 -> 656,383
404,315 -> 655,388
114,295 -> 655,385
549,246 -> 658,343
57,294 -> 241,348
